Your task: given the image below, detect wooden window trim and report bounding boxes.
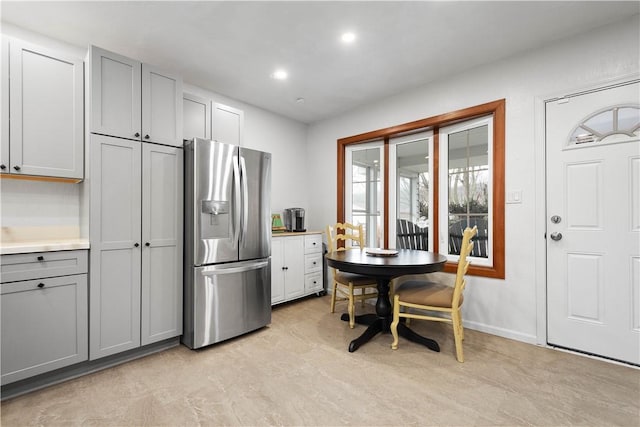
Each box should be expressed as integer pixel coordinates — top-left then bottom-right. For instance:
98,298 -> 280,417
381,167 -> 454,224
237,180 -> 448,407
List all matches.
337,99 -> 505,279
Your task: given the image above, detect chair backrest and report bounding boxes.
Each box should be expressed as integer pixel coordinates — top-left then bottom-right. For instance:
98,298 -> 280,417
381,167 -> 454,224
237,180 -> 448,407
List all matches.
326,222 -> 365,252
396,219 -> 428,250
452,226 -> 478,307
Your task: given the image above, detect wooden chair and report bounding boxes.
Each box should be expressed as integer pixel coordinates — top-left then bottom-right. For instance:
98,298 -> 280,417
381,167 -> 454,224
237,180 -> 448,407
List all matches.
326,222 -> 378,328
391,226 -> 478,362
396,219 -> 428,250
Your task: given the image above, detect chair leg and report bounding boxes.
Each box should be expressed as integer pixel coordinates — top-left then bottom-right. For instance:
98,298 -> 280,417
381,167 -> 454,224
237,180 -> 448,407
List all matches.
452,309 -> 464,363
391,295 -> 400,350
330,280 -> 338,313
348,284 -> 355,328
360,288 -> 366,307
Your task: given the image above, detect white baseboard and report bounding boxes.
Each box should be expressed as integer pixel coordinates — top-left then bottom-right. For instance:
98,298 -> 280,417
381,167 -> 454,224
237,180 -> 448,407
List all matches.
463,320 -> 538,345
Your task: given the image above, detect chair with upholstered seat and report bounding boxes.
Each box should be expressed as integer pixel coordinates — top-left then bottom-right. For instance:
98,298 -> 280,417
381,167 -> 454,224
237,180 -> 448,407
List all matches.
390,226 -> 477,362
326,222 -> 378,328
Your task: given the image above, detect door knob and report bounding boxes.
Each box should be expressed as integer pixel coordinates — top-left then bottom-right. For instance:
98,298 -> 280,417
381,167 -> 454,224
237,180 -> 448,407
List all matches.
134,132 -> 140,138
134,243 -> 140,247
144,134 -> 150,139
550,232 -> 563,241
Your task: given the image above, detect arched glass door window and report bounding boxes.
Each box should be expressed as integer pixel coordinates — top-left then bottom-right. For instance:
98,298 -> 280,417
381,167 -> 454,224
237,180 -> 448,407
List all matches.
569,105 -> 639,145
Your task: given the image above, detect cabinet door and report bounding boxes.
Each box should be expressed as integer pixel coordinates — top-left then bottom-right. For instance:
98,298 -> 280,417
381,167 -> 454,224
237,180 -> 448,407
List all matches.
142,63 -> 183,147
1,37 -> 8,174
89,134 -> 142,360
283,236 -> 304,300
212,102 -> 244,145
271,238 -> 285,304
183,93 -> 211,140
1,274 -> 88,385
9,39 -> 83,178
141,143 -> 183,345
90,46 -> 141,140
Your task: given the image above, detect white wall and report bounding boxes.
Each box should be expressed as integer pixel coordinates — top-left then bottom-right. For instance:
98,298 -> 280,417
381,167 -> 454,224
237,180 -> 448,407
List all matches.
0,24 -> 310,235
306,15 -> 640,343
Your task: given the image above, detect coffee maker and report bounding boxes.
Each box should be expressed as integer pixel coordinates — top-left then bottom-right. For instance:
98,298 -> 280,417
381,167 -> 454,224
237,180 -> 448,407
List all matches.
283,208 -> 305,232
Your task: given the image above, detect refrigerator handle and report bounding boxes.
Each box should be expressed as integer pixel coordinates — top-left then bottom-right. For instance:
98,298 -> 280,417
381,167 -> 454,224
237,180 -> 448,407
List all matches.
240,155 -> 249,248
232,155 -> 241,248
199,259 -> 269,276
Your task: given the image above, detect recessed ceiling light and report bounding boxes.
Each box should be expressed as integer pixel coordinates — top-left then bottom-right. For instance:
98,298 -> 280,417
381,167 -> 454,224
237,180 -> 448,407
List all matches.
341,32 -> 356,43
271,69 -> 288,80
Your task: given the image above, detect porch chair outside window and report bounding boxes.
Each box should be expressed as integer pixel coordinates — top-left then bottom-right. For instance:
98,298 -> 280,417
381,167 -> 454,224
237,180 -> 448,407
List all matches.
326,222 -> 378,328
396,219 -> 428,250
391,226 -> 478,362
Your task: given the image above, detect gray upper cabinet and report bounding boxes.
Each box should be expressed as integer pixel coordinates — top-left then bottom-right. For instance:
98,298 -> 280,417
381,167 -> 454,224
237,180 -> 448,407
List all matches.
89,134 -> 142,360
212,102 -> 244,146
90,46 -> 183,147
142,63 -> 183,147
1,37 -> 8,173
89,46 -> 141,141
141,143 -> 183,345
3,38 -> 83,179
89,134 -> 183,360
183,93 -> 211,141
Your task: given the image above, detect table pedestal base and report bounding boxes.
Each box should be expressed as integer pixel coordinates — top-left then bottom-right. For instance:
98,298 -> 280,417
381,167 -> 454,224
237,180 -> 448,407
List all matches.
341,313 -> 440,353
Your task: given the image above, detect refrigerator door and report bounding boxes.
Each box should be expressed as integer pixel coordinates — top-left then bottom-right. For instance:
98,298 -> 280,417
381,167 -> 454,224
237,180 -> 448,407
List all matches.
239,147 -> 271,261
192,138 -> 239,265
190,259 -> 271,348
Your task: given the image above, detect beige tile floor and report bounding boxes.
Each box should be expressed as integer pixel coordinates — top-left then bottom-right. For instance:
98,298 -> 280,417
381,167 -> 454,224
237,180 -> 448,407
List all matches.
2,295 -> 639,426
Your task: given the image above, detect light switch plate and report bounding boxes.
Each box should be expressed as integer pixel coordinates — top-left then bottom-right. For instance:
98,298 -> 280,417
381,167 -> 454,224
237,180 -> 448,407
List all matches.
506,190 -> 523,204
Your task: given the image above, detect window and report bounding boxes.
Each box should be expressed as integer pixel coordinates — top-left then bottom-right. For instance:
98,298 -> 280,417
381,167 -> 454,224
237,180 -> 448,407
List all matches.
337,99 -> 505,279
439,116 -> 492,265
345,143 -> 384,247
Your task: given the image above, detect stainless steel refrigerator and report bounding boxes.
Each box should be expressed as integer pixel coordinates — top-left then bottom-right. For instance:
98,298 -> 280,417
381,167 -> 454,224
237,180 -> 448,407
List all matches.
182,138 -> 272,349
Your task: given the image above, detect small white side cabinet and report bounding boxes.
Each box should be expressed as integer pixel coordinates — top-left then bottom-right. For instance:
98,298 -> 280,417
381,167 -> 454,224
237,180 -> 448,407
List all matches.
89,134 -> 183,360
0,250 -> 88,385
1,37 -> 83,179
271,232 -> 323,305
89,46 -> 183,147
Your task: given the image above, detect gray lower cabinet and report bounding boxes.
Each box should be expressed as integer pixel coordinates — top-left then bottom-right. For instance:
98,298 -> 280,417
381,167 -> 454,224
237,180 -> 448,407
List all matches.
0,250 -> 88,385
89,134 -> 183,360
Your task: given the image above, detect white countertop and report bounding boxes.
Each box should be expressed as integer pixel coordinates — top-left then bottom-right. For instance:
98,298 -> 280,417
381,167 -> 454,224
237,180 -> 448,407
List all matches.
272,230 -> 323,237
0,238 -> 90,255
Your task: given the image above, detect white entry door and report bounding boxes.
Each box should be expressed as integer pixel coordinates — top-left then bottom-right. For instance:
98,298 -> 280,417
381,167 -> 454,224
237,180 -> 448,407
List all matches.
546,80 -> 640,365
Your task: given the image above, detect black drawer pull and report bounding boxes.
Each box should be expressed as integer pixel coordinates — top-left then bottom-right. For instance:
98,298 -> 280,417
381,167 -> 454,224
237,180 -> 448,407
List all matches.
135,132 -> 140,138
0,164 -> 6,170
37,256 -> 44,261
37,283 -> 45,288
13,165 -> 21,171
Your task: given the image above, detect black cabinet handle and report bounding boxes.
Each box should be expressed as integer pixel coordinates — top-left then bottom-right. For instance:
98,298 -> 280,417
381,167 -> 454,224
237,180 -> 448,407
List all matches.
13,165 -> 21,171
313,242 -> 317,245
0,164 -> 5,170
145,242 -> 150,247
37,255 -> 44,261
313,261 -> 317,265
134,243 -> 140,247
134,132 -> 140,138
37,283 -> 45,288
144,134 -> 150,139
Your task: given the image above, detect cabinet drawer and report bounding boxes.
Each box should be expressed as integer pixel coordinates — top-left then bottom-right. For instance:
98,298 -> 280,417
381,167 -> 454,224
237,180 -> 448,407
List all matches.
0,250 -> 88,283
305,272 -> 323,292
1,274 -> 88,385
304,234 -> 322,254
304,253 -> 322,273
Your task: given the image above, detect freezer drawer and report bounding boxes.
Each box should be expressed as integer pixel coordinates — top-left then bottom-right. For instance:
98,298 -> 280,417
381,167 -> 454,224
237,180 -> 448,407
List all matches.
188,258 -> 271,349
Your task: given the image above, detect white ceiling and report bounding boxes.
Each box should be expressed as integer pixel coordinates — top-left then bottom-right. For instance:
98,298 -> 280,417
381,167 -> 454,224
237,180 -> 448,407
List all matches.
2,1 -> 638,124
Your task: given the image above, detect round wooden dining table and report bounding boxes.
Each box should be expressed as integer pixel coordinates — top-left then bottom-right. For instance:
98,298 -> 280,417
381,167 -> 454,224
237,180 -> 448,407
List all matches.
325,248 -> 447,352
